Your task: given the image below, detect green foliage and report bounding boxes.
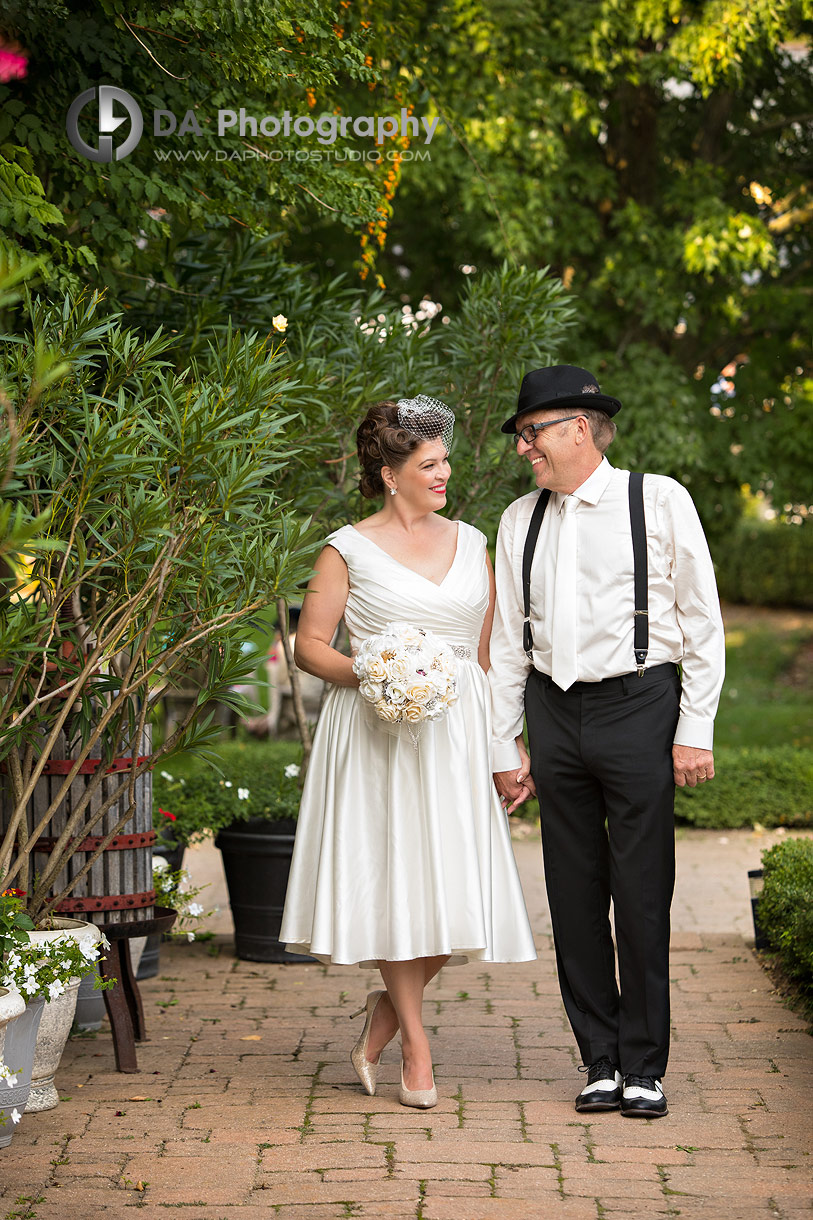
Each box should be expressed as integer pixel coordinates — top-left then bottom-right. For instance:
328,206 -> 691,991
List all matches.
0,0 -> 382,290
288,0 -> 813,531
758,836 -> 813,1006
0,890 -> 35,960
0,264 -> 322,918
153,739 -> 303,846
716,521 -> 813,608
674,746 -> 813,829
120,229 -> 580,539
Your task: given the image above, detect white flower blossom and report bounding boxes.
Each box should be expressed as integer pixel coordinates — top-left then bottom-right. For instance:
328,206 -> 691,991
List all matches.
186,931 -> 196,942
160,770 -> 174,781
10,1108 -> 21,1124
188,903 -> 204,917
152,857 -> 170,875
48,979 -> 65,1000
272,314 -> 288,333
284,764 -> 300,778
224,781 -> 233,788
237,787 -> 250,800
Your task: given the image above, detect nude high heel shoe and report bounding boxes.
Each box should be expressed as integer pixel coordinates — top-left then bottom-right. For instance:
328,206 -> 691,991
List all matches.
349,990 -> 389,1096
398,1059 -> 438,1109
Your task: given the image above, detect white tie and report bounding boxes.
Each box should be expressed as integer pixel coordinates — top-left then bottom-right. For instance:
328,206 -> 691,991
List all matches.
551,495 -> 579,691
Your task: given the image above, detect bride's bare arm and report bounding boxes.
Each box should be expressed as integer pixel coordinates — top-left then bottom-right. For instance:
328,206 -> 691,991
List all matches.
477,552 -> 497,673
294,546 -> 360,688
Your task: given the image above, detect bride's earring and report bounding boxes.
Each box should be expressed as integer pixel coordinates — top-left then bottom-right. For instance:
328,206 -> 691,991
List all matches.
390,487 -> 397,496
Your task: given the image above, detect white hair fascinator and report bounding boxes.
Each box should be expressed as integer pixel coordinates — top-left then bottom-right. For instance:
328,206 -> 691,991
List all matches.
396,395 -> 454,451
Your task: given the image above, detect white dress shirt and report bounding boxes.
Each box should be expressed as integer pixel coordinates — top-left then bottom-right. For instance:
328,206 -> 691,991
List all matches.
489,458 -> 725,772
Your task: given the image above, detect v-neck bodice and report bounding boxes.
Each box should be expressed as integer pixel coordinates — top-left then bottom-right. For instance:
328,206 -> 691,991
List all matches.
349,522 -> 461,588
326,521 -> 487,655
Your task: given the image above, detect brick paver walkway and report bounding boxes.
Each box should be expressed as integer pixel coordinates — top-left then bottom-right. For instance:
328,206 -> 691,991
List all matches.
2,828 -> 811,1220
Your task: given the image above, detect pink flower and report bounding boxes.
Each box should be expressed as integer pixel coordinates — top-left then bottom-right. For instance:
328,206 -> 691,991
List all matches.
0,50 -> 28,83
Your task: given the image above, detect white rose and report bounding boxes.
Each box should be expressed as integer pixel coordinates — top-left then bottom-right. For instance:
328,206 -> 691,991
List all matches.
359,679 -> 384,703
386,681 -> 408,705
375,699 -> 401,723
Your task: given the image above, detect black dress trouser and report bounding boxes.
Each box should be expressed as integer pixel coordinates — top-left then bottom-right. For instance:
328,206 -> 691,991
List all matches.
525,662 -> 682,1079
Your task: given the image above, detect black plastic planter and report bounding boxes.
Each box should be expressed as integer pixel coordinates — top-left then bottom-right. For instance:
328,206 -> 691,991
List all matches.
215,817 -> 312,963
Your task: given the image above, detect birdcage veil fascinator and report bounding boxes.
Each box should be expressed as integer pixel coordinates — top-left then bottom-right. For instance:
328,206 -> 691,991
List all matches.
396,395 -> 455,451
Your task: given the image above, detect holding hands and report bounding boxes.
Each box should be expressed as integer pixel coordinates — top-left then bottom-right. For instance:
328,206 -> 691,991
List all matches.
494,737 -> 536,814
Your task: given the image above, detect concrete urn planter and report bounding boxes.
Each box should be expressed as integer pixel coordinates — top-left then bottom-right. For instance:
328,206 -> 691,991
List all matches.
27,918 -> 103,1113
0,986 -> 28,1147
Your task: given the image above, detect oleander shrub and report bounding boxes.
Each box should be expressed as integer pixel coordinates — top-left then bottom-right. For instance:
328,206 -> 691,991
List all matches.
757,837 -> 813,1005
715,522 -> 813,608
674,746 -> 813,829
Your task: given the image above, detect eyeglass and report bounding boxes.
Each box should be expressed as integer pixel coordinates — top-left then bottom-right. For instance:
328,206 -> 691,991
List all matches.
513,415 -> 586,446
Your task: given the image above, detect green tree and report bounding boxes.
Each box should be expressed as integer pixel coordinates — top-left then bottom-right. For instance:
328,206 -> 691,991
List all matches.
0,0 -> 381,291
285,0 -> 813,530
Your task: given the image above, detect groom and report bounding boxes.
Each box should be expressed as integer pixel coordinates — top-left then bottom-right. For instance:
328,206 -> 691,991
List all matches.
489,365 -> 725,1118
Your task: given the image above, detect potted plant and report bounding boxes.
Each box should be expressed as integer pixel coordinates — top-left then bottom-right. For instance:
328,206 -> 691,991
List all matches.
0,888 -> 111,1117
153,741 -> 305,962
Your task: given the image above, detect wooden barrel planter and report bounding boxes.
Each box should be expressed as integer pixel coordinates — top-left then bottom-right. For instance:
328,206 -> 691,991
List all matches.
0,728 -> 155,926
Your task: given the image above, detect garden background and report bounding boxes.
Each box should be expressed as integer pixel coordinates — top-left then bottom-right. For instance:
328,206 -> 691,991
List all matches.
1,1 -> 811,961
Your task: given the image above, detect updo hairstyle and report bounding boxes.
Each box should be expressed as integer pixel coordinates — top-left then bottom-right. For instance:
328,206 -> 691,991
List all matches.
356,400 -> 445,499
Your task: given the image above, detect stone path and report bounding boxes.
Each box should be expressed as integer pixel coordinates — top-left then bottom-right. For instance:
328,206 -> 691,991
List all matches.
2,827 -> 811,1220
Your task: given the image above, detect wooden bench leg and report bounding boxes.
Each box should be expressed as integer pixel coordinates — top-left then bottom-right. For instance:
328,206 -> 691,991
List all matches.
100,942 -> 138,1073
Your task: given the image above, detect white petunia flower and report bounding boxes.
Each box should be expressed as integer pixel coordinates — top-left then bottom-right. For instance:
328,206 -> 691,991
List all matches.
284,764 -> 300,778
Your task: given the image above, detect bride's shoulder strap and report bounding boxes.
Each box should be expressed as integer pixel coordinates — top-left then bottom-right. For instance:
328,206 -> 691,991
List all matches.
459,520 -> 488,550
323,524 -> 355,559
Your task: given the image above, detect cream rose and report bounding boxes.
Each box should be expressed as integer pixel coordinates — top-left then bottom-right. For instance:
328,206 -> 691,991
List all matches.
375,699 -> 401,722
359,679 -> 384,703
406,682 -> 433,706
404,702 -> 424,722
365,657 -> 387,682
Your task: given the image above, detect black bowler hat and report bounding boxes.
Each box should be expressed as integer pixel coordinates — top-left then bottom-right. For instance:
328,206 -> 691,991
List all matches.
500,365 -> 622,434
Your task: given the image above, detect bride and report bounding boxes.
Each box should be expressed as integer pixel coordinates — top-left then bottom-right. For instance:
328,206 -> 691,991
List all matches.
279,395 -> 536,1109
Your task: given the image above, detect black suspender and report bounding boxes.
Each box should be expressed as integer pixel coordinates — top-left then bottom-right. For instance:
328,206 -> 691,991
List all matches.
520,474 -> 649,674
628,472 -> 649,676
522,490 -> 551,658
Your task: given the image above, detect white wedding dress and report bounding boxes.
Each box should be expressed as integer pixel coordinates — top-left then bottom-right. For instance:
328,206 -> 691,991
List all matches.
280,521 -> 537,967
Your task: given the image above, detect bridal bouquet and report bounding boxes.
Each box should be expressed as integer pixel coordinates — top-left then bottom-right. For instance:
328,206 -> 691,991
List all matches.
352,622 -> 459,746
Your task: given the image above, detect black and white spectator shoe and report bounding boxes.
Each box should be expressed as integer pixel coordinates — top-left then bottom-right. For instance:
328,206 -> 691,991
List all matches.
621,1075 -> 668,1118
575,1057 -> 623,1112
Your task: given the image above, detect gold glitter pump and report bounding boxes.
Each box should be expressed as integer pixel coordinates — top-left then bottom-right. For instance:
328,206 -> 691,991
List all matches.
398,1059 -> 437,1109
349,990 -> 390,1096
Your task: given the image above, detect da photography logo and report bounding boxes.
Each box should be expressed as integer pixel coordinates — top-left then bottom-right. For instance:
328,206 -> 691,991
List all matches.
67,86 -> 143,163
